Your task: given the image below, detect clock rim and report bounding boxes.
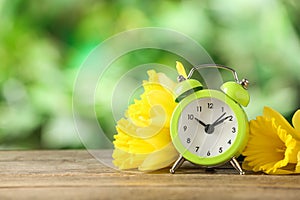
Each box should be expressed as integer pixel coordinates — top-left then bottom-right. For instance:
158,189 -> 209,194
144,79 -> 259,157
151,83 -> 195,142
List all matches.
170,89 -> 249,166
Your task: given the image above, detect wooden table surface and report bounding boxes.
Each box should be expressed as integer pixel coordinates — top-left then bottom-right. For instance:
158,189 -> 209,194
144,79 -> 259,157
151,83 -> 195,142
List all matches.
0,150 -> 299,200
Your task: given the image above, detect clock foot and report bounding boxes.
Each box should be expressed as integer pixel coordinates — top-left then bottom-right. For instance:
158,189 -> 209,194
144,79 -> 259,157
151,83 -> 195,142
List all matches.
170,155 -> 186,174
230,157 -> 245,175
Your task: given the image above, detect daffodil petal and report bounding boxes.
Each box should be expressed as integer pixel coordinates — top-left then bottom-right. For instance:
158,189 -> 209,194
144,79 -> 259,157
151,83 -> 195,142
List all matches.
147,70 -> 159,83
176,61 -> 188,78
149,104 -> 168,127
146,91 -> 177,127
114,128 -> 155,154
296,151 -> 300,173
292,110 -> 300,134
157,72 -> 177,91
263,107 -> 300,140
268,168 -> 297,175
117,117 -> 164,139
138,142 -> 179,171
126,99 -> 151,127
141,128 -> 172,149
112,148 -> 146,170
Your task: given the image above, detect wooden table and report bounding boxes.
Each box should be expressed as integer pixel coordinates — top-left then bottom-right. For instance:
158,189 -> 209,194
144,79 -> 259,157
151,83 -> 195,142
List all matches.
0,150 -> 299,199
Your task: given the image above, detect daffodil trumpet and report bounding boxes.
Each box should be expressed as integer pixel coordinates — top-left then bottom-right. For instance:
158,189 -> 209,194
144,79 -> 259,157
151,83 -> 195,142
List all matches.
242,107 -> 300,174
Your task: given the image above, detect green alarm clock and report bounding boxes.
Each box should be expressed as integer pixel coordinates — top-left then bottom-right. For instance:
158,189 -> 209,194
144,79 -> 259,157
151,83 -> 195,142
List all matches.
170,64 -> 250,174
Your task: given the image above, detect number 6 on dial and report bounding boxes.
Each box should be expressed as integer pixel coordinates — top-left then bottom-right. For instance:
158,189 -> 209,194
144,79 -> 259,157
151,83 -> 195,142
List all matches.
170,64 -> 250,175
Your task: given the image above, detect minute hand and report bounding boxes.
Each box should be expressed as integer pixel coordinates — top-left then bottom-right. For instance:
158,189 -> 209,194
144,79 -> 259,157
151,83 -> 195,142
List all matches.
205,112 -> 227,134
211,112 -> 226,126
212,115 -> 232,127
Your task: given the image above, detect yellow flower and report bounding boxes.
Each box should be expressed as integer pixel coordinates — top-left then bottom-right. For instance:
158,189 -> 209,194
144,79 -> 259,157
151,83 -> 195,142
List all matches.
112,69 -> 179,171
242,107 -> 300,174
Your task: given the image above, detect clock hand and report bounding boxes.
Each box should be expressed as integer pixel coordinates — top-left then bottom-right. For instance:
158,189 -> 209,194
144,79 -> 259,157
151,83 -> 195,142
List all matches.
205,112 -> 226,134
194,117 -> 208,128
212,115 -> 232,127
195,117 -> 214,134
206,112 -> 233,134
206,115 -> 232,134
195,114 -> 231,134
211,112 -> 227,126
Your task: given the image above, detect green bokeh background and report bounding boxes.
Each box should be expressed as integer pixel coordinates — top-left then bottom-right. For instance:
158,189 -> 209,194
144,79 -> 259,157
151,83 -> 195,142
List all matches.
1,0 -> 300,149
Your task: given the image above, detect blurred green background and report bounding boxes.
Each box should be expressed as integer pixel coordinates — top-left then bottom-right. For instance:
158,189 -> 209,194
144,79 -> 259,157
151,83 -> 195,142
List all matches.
1,0 -> 300,149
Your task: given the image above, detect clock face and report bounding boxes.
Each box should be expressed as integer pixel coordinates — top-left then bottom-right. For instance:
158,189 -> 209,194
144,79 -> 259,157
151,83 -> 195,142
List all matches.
171,89 -> 249,166
177,97 -> 238,158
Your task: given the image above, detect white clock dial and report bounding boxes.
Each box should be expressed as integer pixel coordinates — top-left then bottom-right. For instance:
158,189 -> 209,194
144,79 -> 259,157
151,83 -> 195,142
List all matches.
177,97 -> 238,158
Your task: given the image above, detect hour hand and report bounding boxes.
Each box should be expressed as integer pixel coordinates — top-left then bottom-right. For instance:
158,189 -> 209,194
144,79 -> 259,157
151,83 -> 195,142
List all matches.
194,117 -> 208,128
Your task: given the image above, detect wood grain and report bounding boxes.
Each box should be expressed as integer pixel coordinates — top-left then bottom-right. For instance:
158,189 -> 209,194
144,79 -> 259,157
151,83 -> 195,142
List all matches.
0,150 -> 299,200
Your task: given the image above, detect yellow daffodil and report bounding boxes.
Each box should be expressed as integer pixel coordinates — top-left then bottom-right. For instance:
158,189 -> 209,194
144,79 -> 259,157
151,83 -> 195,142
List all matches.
112,68 -> 179,171
242,107 -> 300,174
